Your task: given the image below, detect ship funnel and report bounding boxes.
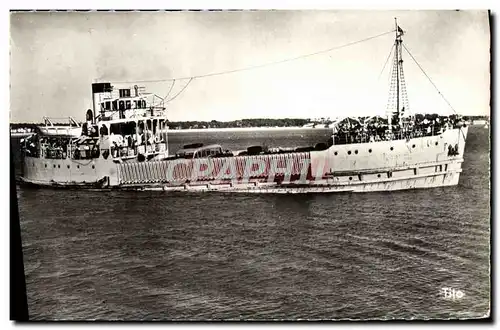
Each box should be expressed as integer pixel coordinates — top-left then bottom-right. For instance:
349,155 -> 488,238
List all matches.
91,82 -> 113,118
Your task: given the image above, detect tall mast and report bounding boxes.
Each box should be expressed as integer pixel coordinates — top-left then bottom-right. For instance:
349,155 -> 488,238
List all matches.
386,18 -> 408,131
395,18 -> 400,123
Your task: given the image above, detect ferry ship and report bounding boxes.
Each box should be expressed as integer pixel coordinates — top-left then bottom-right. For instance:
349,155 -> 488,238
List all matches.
18,21 -> 469,193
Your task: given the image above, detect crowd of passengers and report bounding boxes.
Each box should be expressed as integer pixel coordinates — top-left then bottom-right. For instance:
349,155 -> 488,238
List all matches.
330,114 -> 463,146
23,122 -> 167,160
99,124 -> 166,158
22,135 -> 100,160
23,135 -> 40,158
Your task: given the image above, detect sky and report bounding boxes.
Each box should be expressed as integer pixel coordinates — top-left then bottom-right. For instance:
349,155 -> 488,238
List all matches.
9,10 -> 490,123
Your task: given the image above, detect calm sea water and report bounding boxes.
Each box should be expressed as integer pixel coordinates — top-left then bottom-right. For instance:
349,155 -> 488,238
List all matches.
13,127 -> 490,320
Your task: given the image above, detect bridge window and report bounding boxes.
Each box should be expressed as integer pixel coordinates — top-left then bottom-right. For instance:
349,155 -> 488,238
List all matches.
105,101 -> 111,110
119,89 -> 131,98
119,101 -> 125,111
126,100 -> 131,110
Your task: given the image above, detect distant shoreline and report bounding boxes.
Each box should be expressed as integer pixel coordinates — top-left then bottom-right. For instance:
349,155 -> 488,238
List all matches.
166,126 -> 332,133
9,117 -> 488,135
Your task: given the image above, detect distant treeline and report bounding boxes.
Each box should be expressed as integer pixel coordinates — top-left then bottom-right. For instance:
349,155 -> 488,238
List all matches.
167,118 -> 311,130
461,115 -> 490,121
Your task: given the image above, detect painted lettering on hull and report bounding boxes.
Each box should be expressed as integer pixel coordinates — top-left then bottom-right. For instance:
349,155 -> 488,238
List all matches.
118,153 -> 314,185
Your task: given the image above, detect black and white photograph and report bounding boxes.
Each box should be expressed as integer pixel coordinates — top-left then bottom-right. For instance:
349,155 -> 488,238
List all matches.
9,8 -> 491,321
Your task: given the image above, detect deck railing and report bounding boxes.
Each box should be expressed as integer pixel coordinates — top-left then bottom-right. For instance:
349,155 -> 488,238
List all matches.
332,125 -> 457,145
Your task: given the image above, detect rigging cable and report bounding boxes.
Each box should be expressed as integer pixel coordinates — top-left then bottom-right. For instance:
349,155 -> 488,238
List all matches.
402,43 -> 458,115
165,77 -> 194,103
108,30 -> 395,85
378,43 -> 395,81
162,79 -> 176,100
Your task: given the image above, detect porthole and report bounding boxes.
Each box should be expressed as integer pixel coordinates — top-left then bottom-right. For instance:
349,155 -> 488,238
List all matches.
67,165 -> 70,169
53,164 -> 56,168
368,149 -> 372,153
354,150 -> 358,154
349,177 -> 353,181
377,174 -> 381,178
45,164 -> 47,168
390,147 -> 394,151
58,164 -> 60,168
92,165 -> 95,169
435,142 -> 438,146
334,151 -> 338,156
347,151 -> 352,155
412,144 -> 416,148
77,165 -> 80,169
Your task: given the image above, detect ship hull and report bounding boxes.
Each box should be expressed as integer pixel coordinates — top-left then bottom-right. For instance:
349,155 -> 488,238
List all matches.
19,127 -> 468,193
